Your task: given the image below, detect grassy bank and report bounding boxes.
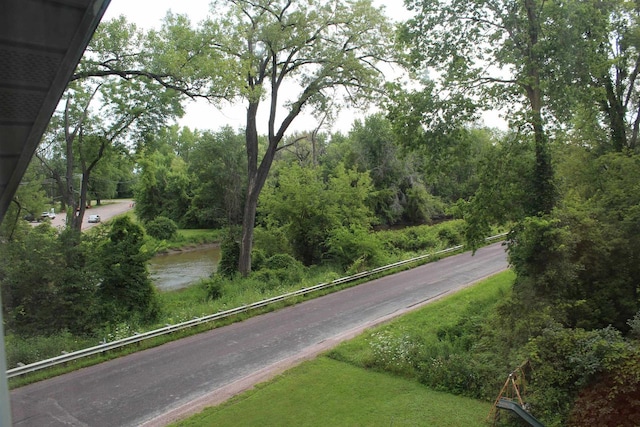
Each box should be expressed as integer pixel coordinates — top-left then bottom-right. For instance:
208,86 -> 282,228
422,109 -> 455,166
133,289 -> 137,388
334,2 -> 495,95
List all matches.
162,229 -> 225,251
171,271 -> 514,426
174,358 -> 491,427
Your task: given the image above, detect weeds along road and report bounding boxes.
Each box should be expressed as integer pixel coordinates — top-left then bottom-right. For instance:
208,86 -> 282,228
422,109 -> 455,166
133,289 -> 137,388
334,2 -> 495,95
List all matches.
10,242 -> 509,427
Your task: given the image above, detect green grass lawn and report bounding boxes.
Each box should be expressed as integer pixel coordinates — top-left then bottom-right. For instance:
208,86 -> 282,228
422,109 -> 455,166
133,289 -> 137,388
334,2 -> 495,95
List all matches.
173,357 -> 492,427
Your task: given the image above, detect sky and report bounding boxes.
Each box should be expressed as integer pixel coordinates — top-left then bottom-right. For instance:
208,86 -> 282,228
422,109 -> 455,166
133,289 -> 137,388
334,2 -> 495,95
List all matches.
101,1 -> 506,134
100,0 -> 421,135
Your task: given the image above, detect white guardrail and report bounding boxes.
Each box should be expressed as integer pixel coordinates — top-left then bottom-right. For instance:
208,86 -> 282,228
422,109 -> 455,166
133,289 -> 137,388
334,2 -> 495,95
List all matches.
6,233 -> 507,379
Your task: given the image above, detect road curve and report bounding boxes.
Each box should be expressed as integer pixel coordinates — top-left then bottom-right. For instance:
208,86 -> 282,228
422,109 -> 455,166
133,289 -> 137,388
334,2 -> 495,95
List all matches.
44,199 -> 134,231
10,242 -> 509,427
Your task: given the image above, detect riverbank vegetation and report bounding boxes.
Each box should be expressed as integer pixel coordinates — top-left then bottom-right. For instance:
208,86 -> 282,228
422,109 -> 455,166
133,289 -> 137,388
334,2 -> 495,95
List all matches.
2,218 -> 469,372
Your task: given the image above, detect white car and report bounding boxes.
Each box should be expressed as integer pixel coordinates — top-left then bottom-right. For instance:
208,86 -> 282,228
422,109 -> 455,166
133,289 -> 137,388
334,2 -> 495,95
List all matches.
88,214 -> 101,223
41,211 -> 55,220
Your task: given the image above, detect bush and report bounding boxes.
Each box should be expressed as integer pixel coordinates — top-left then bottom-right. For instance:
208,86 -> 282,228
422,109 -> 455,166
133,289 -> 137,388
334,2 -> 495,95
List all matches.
628,311 -> 640,339
367,330 -> 423,375
251,254 -> 305,291
569,348 -> 640,427
204,275 -> 225,301
377,225 -> 439,253
98,216 -> 160,324
326,226 -> 387,270
253,227 -> 291,258
403,186 -> 446,224
524,325 -> 630,425
218,232 -> 240,278
251,248 -> 267,271
145,216 -> 178,241
437,222 -> 464,247
418,353 -> 481,396
264,253 -> 301,270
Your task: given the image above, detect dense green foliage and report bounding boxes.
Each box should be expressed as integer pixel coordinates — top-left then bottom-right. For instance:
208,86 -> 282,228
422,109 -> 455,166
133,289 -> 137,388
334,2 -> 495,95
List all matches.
260,162 -> 376,266
144,216 -> 178,241
0,225 -> 98,336
132,117 -> 464,254
2,219 -> 468,369
97,216 -> 160,324
134,126 -> 247,229
0,218 -> 160,341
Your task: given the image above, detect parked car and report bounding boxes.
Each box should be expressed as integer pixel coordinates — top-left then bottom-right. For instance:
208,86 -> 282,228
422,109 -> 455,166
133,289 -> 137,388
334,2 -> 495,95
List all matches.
41,210 -> 55,220
88,214 -> 100,223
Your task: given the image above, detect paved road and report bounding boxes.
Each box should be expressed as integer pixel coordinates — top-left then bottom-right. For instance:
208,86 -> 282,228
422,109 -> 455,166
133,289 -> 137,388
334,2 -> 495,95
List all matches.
10,242 -> 508,426
44,199 -> 134,231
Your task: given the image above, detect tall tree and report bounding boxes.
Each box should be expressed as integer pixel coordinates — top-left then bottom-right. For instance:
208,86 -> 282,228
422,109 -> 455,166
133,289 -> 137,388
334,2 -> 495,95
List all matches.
134,150 -> 192,224
38,76 -> 181,230
187,127 -> 247,228
401,0 -> 557,215
562,0 -> 640,151
165,0 -> 397,275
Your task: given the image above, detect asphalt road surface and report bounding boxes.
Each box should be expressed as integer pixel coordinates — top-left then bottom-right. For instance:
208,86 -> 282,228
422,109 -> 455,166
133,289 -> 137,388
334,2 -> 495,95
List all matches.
44,199 -> 134,231
10,242 -> 509,426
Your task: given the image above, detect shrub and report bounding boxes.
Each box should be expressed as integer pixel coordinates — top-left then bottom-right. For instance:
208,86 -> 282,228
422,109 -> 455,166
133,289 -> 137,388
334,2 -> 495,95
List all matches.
367,330 -> 423,375
251,248 -> 267,271
204,276 -> 225,301
403,186 -> 446,224
326,226 -> 387,270
264,253 -> 301,270
524,325 -> 630,425
628,311 -> 640,339
377,225 -> 438,253
251,254 -> 305,291
253,226 -> 291,258
98,216 -> 160,324
569,348 -> 640,427
145,216 -> 178,241
218,232 -> 240,278
437,222 -> 464,247
418,353 -> 481,396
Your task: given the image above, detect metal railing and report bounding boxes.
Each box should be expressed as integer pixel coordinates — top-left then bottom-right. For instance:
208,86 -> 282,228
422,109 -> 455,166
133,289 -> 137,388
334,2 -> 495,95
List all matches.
6,233 -> 507,379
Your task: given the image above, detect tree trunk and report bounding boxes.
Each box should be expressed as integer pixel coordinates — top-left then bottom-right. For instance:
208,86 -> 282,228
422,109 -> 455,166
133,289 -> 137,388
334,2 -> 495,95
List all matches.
524,0 -> 555,216
603,77 -> 628,151
237,102 -> 281,276
238,102 -> 261,276
65,136 -> 81,230
238,184 -> 259,276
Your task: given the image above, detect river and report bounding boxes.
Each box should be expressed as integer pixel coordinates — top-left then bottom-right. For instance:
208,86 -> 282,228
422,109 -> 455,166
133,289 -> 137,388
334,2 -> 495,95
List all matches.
149,245 -> 221,291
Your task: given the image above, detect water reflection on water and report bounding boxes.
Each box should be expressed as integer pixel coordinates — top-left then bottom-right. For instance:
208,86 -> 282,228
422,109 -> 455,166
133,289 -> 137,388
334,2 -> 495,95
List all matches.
149,245 -> 221,291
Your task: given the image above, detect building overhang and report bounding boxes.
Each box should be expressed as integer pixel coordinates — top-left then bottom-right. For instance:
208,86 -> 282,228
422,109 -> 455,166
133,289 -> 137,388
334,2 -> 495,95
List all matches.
0,0 -> 111,223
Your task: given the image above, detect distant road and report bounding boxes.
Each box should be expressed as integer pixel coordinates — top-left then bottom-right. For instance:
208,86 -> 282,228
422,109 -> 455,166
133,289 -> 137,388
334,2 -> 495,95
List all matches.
10,242 -> 509,427
46,199 -> 134,230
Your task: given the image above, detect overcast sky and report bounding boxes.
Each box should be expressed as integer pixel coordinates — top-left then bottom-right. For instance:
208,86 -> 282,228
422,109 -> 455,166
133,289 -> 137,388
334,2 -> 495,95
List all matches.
100,0 -> 419,135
